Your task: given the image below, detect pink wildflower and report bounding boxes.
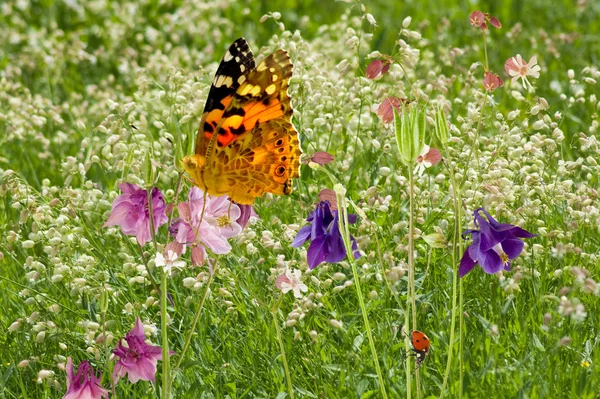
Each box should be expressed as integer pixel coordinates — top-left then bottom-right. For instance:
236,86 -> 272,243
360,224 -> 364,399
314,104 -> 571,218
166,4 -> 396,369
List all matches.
301,151 -> 335,166
236,203 -> 258,229
276,269 -> 308,298
469,11 -> 501,30
483,71 -> 504,92
505,54 -> 541,89
113,318 -> 166,384
103,183 -> 168,245
366,59 -> 390,79
469,11 -> 486,30
414,145 -> 442,176
169,187 -> 242,266
376,97 -> 410,124
63,358 -> 108,399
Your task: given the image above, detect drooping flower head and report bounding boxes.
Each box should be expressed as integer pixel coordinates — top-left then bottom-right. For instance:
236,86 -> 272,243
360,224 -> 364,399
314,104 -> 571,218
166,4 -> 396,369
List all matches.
63,358 -> 108,399
366,59 -> 391,79
469,11 -> 501,30
483,71 -> 504,92
113,318 -> 166,384
460,208 -> 536,277
291,201 -> 360,269
376,96 -> 411,124
169,187 -> 242,266
504,54 -> 541,90
104,183 -> 168,245
276,269 -> 308,298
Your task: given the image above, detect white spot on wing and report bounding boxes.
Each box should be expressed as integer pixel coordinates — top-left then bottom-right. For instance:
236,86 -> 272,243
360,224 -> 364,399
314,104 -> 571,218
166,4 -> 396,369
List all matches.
223,50 -> 233,62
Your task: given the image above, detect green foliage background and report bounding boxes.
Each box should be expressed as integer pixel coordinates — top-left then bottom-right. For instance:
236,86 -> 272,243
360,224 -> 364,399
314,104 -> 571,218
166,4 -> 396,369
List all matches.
1,0 -> 599,398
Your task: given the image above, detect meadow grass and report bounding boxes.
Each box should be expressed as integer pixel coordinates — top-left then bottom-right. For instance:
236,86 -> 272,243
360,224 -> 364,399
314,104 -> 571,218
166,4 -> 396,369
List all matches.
1,0 -> 600,398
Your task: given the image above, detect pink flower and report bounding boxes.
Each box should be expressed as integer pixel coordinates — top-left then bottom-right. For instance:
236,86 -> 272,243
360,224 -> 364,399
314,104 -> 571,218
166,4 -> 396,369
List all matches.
113,318 -> 166,384
366,59 -> 390,79
469,11 -> 501,30
276,269 -> 308,298
376,97 -> 411,124
104,183 -> 168,245
301,151 -> 335,166
483,71 -> 504,92
489,16 -> 501,28
414,145 -> 442,176
469,11 -> 486,30
236,203 -> 258,229
505,54 -> 541,89
169,187 -> 242,266
63,358 -> 108,399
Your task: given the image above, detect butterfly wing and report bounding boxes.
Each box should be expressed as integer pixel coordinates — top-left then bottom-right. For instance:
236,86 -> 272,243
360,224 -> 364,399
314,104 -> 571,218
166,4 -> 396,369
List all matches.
202,48 -> 301,204
195,38 -> 256,159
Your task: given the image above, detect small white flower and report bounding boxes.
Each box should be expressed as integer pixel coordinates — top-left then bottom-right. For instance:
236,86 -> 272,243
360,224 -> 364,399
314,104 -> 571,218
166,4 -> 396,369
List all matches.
155,250 -> 186,276
276,269 -> 308,299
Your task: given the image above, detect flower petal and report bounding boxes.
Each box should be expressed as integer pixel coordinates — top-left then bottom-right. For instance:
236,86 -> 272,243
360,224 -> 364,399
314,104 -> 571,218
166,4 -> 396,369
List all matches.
291,225 -> 312,247
481,249 -> 503,274
307,234 -> 328,269
502,238 -> 525,260
459,245 -> 477,277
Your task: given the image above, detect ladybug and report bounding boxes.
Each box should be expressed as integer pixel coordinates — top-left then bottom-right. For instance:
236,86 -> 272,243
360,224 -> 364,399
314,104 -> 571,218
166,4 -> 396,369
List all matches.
409,330 -> 431,367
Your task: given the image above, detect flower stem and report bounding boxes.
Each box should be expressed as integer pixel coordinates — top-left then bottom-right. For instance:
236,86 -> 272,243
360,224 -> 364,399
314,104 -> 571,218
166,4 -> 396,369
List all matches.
160,269 -> 170,399
336,190 -> 388,399
482,30 -> 489,70
407,167 -> 421,399
439,155 -> 463,399
175,262 -> 217,369
271,297 -> 294,399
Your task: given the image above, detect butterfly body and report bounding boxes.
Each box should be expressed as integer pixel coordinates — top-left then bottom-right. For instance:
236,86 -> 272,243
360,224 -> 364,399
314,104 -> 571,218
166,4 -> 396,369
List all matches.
409,330 -> 431,367
182,38 -> 301,204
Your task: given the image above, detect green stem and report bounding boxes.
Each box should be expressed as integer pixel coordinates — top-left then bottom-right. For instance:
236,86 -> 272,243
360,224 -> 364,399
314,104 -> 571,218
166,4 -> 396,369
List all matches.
336,190 -> 388,399
438,155 -> 464,399
160,270 -> 170,398
175,263 -> 217,369
271,300 -> 294,399
408,167 -> 421,398
459,278 -> 464,399
482,31 -> 489,70
147,187 -> 170,398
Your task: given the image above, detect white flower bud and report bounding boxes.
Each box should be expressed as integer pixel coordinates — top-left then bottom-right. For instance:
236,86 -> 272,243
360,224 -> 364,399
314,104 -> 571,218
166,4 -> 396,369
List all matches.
329,319 -> 344,329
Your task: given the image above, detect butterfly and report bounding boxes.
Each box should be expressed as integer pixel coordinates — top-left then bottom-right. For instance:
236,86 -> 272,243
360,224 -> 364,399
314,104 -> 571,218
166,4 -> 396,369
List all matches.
408,330 -> 431,367
182,38 -> 301,205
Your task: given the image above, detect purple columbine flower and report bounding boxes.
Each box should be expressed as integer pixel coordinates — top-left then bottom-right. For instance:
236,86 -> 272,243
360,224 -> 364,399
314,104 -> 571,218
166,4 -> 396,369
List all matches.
63,358 -> 108,399
103,183 -> 168,245
459,208 -> 536,277
291,201 -> 360,269
112,318 -> 166,384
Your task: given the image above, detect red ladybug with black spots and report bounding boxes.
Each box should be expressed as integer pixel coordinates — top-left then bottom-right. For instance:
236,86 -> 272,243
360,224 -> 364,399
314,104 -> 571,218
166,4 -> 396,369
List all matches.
409,330 -> 431,367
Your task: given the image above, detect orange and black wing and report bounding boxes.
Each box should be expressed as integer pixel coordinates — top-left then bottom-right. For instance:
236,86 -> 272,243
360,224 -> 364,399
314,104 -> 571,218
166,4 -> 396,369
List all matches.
202,49 -> 301,204
195,38 -> 255,158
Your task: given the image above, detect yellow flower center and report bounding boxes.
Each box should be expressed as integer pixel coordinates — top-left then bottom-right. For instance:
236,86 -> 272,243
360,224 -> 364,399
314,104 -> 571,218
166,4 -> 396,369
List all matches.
217,215 -> 232,227
492,243 -> 509,266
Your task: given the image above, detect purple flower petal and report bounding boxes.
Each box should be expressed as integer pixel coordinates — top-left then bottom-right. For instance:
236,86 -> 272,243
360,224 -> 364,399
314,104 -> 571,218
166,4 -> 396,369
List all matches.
459,245 -> 477,277
307,234 -> 328,269
481,249 -> 503,274
501,238 -> 525,260
291,225 -> 312,247
507,226 -> 537,238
